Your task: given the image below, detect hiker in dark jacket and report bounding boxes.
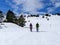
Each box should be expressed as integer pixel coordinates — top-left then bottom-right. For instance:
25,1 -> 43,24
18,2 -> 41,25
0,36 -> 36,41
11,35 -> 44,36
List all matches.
30,23 -> 33,32
36,23 -> 39,32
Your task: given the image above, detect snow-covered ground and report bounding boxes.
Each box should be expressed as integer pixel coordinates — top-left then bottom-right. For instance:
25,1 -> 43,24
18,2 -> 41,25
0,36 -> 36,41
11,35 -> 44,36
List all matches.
0,15 -> 60,45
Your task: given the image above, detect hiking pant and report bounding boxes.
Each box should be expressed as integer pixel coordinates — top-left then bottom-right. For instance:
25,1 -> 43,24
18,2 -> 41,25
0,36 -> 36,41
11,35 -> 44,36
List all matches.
36,28 -> 39,32
30,28 -> 32,32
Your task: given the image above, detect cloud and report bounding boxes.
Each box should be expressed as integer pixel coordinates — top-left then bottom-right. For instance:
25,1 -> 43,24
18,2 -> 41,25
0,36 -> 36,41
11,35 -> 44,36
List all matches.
22,0 -> 44,14
6,0 -> 20,15
6,0 -> 44,14
50,0 -> 60,7
13,0 -> 25,5
48,0 -> 60,13
55,2 -> 60,7
50,0 -> 60,3
6,0 -> 60,14
47,7 -> 54,13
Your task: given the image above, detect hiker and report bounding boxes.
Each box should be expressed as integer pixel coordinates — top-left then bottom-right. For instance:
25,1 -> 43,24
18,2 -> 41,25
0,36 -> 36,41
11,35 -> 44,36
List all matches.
30,23 -> 33,32
36,23 -> 39,32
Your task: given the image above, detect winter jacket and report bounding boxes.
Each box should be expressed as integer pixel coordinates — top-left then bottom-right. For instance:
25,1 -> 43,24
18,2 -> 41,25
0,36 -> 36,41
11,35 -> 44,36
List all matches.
36,23 -> 39,28
30,23 -> 32,29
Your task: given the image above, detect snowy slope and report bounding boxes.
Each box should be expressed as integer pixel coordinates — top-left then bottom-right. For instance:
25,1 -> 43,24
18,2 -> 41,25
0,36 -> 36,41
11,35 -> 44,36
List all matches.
0,15 -> 60,45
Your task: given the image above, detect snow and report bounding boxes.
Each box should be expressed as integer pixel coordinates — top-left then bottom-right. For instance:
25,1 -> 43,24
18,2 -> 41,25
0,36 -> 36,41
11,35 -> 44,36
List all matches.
0,15 -> 60,45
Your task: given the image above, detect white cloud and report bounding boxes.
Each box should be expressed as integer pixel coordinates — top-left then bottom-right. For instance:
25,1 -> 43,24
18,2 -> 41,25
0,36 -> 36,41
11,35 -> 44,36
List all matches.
6,0 -> 19,15
6,0 -> 17,8
50,0 -> 60,7
50,0 -> 60,3
6,0 -> 44,14
13,0 -> 25,5
37,12 -> 46,14
55,2 -> 60,7
48,0 -> 60,13
47,7 -> 54,13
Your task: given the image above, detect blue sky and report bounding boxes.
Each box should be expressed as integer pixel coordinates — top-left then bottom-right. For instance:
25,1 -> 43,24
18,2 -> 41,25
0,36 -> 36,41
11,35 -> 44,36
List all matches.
0,0 -> 60,15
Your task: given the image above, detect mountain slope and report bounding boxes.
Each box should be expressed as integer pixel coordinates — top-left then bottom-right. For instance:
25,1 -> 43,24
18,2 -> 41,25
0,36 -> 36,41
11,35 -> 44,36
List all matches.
0,15 -> 60,45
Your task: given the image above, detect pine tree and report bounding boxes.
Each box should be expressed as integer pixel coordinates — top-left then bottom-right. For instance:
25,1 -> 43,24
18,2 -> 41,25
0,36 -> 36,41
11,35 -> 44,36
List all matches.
6,10 -> 16,23
18,15 -> 26,27
0,11 -> 4,23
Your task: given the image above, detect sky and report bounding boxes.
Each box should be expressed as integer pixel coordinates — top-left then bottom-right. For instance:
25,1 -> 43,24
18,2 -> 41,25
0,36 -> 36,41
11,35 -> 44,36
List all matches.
0,0 -> 60,15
